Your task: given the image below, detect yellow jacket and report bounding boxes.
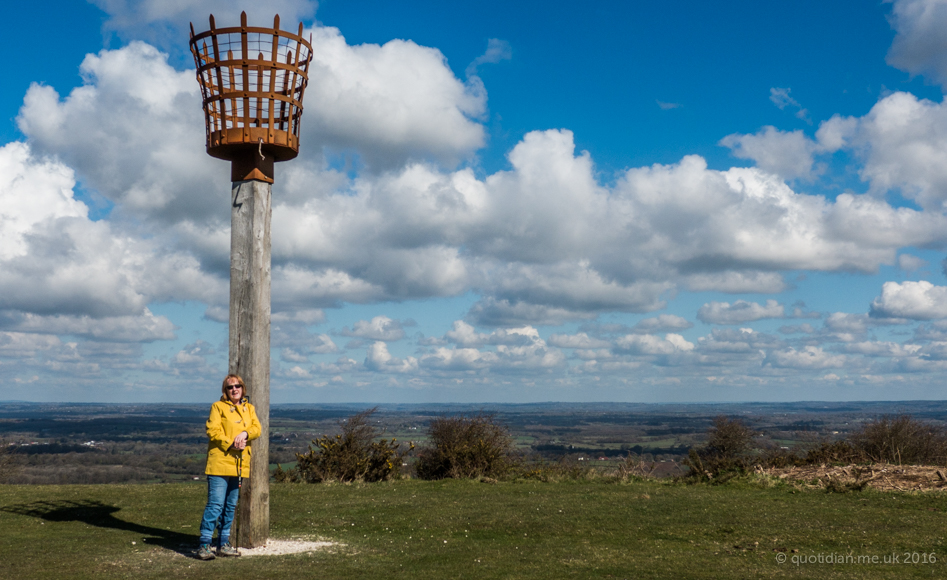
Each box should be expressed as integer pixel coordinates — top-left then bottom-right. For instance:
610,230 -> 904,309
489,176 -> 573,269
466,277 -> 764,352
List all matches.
205,396 -> 261,477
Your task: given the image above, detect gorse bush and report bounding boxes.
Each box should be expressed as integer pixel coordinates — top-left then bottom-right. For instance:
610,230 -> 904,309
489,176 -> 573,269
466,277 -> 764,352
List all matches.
684,416 -> 756,480
276,408 -> 411,483
704,416 -> 754,459
415,413 -> 514,480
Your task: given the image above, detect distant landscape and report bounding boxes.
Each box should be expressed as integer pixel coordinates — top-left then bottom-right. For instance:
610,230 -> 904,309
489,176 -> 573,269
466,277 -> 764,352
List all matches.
3,400 -> 946,485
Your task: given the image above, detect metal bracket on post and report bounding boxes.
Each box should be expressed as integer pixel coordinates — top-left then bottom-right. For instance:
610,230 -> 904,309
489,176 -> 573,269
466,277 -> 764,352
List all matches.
231,150 -> 275,183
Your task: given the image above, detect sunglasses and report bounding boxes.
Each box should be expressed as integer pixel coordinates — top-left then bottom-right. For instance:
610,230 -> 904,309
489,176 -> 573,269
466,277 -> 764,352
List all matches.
226,384 -> 243,390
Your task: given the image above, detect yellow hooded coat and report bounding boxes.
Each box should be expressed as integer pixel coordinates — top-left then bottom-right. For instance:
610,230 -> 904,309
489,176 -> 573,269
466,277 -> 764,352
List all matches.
205,396 -> 261,477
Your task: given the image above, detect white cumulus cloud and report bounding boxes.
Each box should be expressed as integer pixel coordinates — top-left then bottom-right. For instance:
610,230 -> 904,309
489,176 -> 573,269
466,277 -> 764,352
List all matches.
764,346 -> 846,369
0,141 -> 221,337
365,341 -> 418,373
720,126 -> 820,180
303,26 -> 486,168
614,333 -> 695,355
91,0 -> 318,53
886,0 -> 947,87
341,316 -> 407,342
821,92 -> 947,211
870,280 -> 947,320
697,300 -> 784,325
547,332 -> 611,349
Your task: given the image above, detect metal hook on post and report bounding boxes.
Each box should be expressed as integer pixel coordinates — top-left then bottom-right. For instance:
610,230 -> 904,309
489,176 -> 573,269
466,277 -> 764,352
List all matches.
258,138 -> 265,161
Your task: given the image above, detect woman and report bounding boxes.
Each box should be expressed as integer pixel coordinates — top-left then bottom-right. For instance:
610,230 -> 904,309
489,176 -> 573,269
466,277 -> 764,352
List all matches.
197,374 -> 261,560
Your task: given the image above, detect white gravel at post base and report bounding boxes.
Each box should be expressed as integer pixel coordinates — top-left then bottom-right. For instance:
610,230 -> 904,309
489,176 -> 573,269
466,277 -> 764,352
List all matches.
238,540 -> 337,557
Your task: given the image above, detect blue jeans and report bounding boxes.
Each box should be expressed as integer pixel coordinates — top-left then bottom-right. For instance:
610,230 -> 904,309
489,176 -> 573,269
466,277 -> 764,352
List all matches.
199,475 -> 240,546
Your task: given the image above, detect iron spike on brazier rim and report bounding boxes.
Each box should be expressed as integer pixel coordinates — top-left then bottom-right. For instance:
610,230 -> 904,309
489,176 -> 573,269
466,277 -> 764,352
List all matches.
189,11 -> 313,183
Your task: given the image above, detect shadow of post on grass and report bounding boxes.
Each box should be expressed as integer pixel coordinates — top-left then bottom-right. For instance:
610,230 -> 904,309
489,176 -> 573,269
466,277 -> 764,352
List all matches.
1,500 -> 199,557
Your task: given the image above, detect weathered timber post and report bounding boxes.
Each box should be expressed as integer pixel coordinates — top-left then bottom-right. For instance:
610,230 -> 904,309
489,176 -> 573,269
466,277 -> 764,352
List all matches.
190,12 -> 312,548
228,179 -> 272,546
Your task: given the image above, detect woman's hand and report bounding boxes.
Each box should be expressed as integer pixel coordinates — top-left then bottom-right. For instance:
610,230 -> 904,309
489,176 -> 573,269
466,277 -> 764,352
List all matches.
233,431 -> 249,450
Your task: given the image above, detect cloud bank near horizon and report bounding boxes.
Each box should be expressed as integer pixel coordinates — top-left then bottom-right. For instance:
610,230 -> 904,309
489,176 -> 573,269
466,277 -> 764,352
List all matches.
3,0 -> 947,401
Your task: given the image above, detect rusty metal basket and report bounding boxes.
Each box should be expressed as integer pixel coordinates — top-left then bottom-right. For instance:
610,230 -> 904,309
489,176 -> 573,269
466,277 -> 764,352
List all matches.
190,12 -> 313,183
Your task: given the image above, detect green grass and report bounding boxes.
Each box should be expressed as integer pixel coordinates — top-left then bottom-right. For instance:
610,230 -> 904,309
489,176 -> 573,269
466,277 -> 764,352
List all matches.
2,478 -> 946,579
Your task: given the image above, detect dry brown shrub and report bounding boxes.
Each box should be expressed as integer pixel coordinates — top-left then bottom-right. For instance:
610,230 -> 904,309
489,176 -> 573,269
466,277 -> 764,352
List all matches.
850,414 -> 947,465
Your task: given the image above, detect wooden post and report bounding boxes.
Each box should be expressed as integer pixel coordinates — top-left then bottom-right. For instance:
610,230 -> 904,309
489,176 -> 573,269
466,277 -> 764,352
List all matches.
228,178 -> 271,548
191,12 -> 311,549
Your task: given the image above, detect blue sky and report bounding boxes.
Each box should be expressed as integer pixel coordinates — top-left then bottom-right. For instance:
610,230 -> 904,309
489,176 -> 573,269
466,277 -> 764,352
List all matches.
4,0 -> 947,403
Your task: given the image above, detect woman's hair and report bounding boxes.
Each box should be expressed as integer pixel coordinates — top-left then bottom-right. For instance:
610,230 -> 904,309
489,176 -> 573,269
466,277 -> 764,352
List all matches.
221,373 -> 245,396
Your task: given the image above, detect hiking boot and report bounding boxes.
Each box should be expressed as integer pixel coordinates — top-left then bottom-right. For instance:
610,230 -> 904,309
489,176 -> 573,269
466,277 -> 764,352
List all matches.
197,544 -> 216,560
217,543 -> 240,557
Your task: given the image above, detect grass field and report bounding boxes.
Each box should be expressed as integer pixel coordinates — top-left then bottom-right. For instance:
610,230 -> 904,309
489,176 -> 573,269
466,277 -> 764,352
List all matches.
2,478 -> 946,579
